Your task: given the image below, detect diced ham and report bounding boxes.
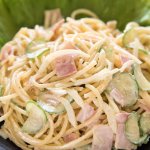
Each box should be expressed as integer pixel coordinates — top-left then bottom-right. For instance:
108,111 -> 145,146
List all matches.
116,112 -> 129,123
55,55 -> 77,77
63,133 -> 79,143
44,9 -> 62,28
0,44 -> 14,60
77,103 -> 95,123
110,88 -> 125,107
115,113 -> 136,150
92,125 -> 113,150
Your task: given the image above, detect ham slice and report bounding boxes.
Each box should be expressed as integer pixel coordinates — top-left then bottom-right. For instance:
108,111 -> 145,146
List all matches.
55,54 -> 77,77
44,8 -> 62,28
115,113 -> 136,150
116,112 -> 129,123
55,35 -> 78,77
77,103 -> 95,123
92,125 -> 113,150
63,133 -> 79,143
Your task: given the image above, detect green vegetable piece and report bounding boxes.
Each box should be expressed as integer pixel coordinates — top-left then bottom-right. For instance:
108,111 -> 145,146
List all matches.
125,112 -> 140,144
125,112 -> 149,145
107,73 -> 138,107
123,28 -> 137,47
140,112 -> 150,134
22,100 -> 47,134
38,96 -> 74,114
26,40 -> 49,59
26,48 -> 49,59
38,101 -> 65,114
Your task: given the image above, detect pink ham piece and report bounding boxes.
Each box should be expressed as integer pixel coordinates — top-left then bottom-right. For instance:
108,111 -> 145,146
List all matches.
55,40 -> 78,77
77,103 -> 95,123
63,133 -> 79,143
116,112 -> 129,123
55,54 -> 77,77
92,125 -> 113,150
115,113 -> 136,150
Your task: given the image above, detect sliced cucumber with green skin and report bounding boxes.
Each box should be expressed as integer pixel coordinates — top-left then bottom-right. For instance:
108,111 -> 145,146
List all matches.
123,28 -> 137,47
124,22 -> 139,33
107,73 -> 138,107
134,64 -> 150,91
38,96 -> 73,114
26,48 -> 49,59
133,134 -> 149,146
22,100 -> 47,134
26,40 -> 49,59
38,101 -> 65,114
123,27 -> 150,48
125,112 -> 140,143
140,113 -> 150,134
26,40 -> 46,53
125,112 -> 149,145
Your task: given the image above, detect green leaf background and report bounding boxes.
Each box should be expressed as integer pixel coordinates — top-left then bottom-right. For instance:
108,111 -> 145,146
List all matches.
0,0 -> 150,48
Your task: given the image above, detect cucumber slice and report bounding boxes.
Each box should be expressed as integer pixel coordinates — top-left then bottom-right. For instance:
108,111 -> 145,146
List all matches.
26,48 -> 49,59
133,134 -> 149,146
125,112 -> 149,145
26,40 -> 49,59
134,64 -> 150,91
123,28 -> 136,47
38,96 -> 73,114
38,101 -> 65,114
124,22 -> 139,33
123,27 -> 150,48
26,40 -> 46,53
107,73 -> 138,107
140,113 -> 150,134
22,101 -> 47,134
125,112 -> 140,144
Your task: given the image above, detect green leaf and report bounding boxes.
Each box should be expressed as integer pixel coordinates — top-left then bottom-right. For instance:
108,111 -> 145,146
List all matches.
0,0 -> 149,48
